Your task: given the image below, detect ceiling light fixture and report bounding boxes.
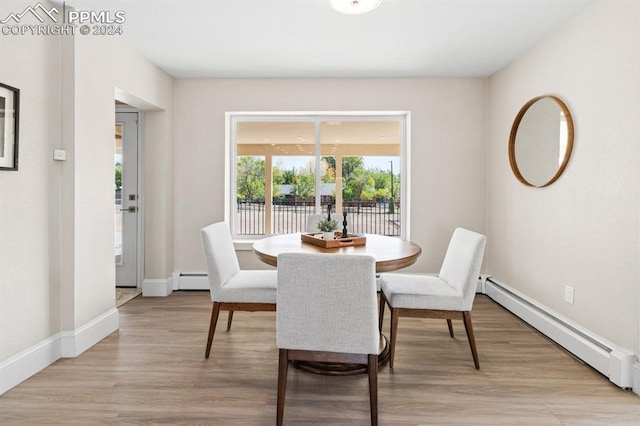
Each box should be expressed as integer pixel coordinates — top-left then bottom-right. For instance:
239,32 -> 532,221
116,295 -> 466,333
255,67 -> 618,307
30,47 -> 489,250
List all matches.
330,0 -> 381,15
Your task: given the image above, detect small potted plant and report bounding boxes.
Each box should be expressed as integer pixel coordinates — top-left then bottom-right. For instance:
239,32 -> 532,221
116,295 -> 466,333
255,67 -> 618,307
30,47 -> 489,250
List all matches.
317,217 -> 338,240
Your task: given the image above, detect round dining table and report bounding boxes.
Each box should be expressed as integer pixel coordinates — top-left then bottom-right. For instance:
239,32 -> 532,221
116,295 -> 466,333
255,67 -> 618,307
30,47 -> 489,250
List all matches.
253,232 -> 422,375
253,232 -> 422,273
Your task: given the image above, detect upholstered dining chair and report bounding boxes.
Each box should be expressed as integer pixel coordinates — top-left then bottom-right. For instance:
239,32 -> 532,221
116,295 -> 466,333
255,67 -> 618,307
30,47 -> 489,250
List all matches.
306,214 -> 326,233
200,222 -> 277,359
379,227 -> 486,369
276,253 -> 379,426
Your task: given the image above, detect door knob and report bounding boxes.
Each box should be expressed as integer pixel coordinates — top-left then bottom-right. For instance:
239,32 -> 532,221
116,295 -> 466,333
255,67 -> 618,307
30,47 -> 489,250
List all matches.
120,206 -> 137,213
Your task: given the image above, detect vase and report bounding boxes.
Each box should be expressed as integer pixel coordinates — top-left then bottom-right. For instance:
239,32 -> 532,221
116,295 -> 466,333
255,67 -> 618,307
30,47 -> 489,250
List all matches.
322,231 -> 335,240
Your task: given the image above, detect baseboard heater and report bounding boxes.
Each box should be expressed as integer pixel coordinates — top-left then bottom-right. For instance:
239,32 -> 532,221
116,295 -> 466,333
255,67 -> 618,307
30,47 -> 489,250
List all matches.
176,273 -> 209,290
484,277 -> 633,389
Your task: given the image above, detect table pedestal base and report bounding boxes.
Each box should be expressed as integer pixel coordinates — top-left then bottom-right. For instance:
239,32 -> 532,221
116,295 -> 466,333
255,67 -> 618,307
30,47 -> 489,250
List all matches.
293,334 -> 390,376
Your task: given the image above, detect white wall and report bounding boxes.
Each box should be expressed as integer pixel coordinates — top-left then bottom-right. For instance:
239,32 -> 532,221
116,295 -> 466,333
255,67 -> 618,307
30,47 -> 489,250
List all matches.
172,78 -> 488,274
488,0 -> 640,354
144,109 -> 175,279
68,34 -> 174,327
0,0 -> 174,392
0,7 -> 62,360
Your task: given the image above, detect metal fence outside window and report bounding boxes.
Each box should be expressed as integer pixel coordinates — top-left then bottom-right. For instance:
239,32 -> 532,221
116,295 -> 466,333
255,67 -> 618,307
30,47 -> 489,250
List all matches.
236,199 -> 400,236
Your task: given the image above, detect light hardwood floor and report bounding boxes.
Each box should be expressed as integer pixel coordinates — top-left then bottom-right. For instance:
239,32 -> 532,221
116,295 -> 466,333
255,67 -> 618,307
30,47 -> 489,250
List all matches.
1,292 -> 638,425
116,287 -> 142,307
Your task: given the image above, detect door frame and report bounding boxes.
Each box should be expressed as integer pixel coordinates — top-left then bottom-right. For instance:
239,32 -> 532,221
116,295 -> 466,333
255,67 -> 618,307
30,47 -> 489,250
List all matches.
115,106 -> 145,289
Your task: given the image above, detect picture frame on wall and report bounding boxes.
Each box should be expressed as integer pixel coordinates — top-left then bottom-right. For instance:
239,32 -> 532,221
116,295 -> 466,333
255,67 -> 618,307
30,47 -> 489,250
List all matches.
0,82 -> 19,171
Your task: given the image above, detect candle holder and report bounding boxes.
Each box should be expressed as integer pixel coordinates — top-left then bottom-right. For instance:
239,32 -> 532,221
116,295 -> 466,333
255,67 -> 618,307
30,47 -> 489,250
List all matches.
342,210 -> 349,238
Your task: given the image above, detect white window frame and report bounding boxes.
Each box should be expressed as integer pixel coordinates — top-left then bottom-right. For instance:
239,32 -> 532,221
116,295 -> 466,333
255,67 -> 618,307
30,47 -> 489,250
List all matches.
225,111 -> 411,241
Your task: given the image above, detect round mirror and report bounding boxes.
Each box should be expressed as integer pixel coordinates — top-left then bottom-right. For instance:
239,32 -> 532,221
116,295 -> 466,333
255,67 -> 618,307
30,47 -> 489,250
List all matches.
509,95 -> 574,187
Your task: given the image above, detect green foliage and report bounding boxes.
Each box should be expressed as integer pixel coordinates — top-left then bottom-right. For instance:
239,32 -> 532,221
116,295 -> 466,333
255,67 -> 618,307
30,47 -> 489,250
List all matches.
272,167 -> 284,185
271,167 -> 284,198
237,155 -> 400,203
360,190 -> 374,201
236,156 -> 265,200
323,156 -> 336,171
321,157 -> 335,183
369,169 -> 391,190
391,173 -> 400,199
291,169 -> 315,198
342,157 -> 364,178
374,188 -> 391,199
342,160 -> 375,201
115,163 -> 122,190
316,217 -> 338,232
368,168 -> 397,201
282,168 -> 296,184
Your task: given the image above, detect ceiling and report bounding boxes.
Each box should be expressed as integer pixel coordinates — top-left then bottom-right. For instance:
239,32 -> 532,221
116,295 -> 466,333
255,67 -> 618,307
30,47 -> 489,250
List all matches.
236,119 -> 401,157
237,120 -> 400,145
68,0 -> 596,79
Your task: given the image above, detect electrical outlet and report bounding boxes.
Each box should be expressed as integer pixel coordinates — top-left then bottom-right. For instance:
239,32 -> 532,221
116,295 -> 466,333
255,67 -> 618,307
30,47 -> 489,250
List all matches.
564,285 -> 574,304
53,149 -> 67,161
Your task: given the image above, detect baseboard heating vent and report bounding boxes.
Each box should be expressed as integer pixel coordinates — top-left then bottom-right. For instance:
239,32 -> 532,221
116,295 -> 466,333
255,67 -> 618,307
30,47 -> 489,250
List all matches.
485,278 -> 633,389
177,273 -> 208,290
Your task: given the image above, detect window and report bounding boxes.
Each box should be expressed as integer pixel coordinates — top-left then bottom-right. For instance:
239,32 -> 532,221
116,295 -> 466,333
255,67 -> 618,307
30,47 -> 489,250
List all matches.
227,113 -> 409,239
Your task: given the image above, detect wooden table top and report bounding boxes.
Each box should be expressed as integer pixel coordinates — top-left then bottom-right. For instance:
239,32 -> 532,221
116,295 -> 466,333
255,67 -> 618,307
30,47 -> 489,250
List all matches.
253,233 -> 422,273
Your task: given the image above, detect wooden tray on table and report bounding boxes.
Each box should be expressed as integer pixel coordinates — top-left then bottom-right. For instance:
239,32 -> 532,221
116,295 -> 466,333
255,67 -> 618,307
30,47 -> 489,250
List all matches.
301,232 -> 366,249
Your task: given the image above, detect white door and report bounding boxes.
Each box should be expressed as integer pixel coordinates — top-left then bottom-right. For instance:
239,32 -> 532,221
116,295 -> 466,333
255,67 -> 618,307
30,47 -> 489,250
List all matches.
115,112 -> 139,287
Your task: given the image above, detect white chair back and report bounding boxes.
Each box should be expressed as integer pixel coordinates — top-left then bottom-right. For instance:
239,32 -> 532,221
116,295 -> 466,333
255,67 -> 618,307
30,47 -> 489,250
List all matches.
277,253 -> 379,355
306,214 -> 326,233
201,222 -> 240,300
439,228 -> 487,311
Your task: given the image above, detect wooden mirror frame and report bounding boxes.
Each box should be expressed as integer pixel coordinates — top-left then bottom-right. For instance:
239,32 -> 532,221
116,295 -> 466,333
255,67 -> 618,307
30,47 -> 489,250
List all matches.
508,95 -> 574,188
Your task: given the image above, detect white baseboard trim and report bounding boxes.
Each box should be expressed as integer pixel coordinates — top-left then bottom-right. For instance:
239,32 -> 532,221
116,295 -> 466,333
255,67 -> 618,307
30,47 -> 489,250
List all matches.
484,278 -> 635,392
0,335 -> 61,395
142,276 -> 173,297
0,308 -> 119,396
61,308 -> 119,357
142,273 -> 209,295
143,273 -> 208,292
633,363 -> 640,396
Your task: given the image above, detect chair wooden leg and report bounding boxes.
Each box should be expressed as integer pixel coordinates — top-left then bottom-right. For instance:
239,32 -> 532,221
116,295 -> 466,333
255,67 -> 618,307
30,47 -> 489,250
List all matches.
368,354 -> 378,426
378,292 -> 386,332
205,302 -> 221,359
389,307 -> 399,368
462,311 -> 480,369
226,311 -> 234,331
277,349 -> 289,426
447,319 -> 454,338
